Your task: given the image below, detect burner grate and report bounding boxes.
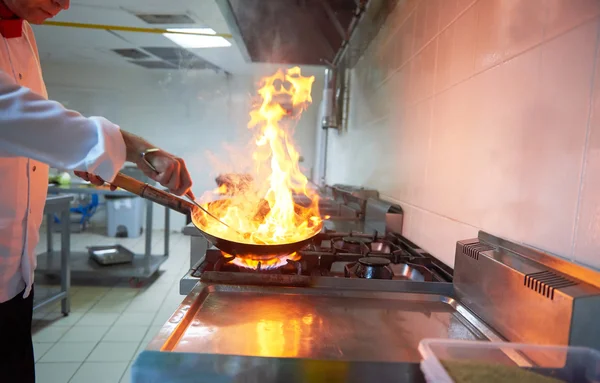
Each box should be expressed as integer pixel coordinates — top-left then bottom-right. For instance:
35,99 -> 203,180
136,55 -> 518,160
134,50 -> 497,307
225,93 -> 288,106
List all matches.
192,230 -> 452,283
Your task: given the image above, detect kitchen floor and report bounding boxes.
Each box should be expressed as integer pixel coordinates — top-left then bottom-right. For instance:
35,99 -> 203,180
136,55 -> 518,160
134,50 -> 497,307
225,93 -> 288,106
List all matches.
32,227 -> 190,383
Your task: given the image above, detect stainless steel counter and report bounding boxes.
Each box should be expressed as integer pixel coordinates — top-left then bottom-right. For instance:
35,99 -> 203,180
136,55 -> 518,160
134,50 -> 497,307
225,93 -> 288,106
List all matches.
149,282 -> 501,362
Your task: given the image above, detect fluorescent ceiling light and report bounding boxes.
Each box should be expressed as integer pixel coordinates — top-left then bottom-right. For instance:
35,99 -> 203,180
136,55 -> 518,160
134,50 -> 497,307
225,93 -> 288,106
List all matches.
163,28 -> 232,48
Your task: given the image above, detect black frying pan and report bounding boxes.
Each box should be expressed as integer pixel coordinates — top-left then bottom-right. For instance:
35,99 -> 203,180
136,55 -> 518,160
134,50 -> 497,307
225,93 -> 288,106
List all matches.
110,173 -> 322,257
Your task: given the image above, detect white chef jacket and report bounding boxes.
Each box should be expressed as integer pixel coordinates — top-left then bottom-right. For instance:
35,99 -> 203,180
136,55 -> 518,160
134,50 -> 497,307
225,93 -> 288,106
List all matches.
0,21 -> 126,303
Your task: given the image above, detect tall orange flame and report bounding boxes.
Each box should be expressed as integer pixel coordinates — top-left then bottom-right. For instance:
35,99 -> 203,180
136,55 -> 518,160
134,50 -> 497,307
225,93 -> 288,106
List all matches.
197,67 -> 321,245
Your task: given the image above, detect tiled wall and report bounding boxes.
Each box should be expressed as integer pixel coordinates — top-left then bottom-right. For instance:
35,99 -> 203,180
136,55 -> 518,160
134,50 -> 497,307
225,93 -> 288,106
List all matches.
325,0 -> 600,268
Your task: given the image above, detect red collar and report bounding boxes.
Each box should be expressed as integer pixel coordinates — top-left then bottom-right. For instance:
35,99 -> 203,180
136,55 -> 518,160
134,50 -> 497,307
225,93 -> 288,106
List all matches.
0,2 -> 23,39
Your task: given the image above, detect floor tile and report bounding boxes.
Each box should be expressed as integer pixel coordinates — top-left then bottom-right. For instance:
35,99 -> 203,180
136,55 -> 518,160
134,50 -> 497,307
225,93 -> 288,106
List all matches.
142,326 -> 162,346
39,341 -> 97,362
63,299 -> 98,313
125,298 -> 162,313
62,325 -> 110,342
32,325 -> 71,343
73,290 -> 109,301
35,362 -> 81,383
33,342 -> 54,362
103,325 -> 150,342
103,288 -> 139,300
40,311 -> 84,326
78,312 -> 120,326
152,309 -> 174,326
86,341 -> 140,362
70,362 -> 129,383
89,299 -> 131,314
115,312 -> 154,326
33,310 -> 50,321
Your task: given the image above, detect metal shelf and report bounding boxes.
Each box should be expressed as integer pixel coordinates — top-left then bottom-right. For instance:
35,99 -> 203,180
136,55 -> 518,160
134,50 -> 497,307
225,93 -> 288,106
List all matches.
36,251 -> 167,281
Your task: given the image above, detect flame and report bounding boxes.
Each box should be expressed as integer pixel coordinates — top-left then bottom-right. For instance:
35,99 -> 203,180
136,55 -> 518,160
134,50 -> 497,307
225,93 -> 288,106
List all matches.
196,67 -> 322,245
229,252 -> 300,270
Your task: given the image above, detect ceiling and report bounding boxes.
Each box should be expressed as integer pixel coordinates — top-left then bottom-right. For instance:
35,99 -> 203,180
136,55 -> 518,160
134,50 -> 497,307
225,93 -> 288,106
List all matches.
32,0 -> 362,74
32,0 -> 250,73
222,0 -> 358,66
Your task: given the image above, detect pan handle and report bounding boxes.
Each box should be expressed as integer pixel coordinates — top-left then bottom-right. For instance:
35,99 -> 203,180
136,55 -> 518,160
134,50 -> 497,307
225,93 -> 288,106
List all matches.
111,173 -> 193,215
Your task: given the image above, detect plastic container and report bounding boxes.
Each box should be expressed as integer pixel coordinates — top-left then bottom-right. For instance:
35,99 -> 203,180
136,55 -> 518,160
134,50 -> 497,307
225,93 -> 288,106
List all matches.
419,339 -> 600,383
105,195 -> 144,238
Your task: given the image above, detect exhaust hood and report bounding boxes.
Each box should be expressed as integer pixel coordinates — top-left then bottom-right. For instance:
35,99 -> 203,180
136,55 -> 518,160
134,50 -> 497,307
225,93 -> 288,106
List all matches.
216,0 -> 360,66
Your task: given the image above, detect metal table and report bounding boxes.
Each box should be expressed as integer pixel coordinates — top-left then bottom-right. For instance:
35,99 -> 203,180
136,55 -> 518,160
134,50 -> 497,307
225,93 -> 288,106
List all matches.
34,195 -> 72,315
38,183 -> 171,282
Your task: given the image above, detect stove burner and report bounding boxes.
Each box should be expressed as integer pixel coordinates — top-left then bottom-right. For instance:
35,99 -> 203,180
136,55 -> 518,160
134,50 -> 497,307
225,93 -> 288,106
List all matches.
344,237 -> 373,245
333,236 -> 373,253
345,256 -> 394,280
225,252 -> 301,271
359,257 -> 390,266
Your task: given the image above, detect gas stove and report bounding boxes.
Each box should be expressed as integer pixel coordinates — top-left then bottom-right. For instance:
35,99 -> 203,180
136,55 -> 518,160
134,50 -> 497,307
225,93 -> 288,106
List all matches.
181,229 -> 453,293
180,184 -> 409,293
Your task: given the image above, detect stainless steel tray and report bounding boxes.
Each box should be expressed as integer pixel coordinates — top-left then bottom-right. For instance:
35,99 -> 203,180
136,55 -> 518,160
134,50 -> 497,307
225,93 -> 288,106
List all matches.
148,283 -> 503,363
88,245 -> 134,266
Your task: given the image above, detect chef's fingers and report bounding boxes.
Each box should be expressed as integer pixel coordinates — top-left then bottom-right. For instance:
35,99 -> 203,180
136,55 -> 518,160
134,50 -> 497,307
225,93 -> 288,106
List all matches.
76,171 -> 104,186
165,160 -> 181,193
173,158 -> 192,196
152,159 -> 176,190
137,158 -> 159,178
90,175 -> 106,186
74,170 -> 90,181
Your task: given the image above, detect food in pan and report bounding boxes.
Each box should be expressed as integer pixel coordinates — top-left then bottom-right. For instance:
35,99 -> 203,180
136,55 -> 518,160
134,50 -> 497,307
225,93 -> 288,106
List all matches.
197,67 -> 322,246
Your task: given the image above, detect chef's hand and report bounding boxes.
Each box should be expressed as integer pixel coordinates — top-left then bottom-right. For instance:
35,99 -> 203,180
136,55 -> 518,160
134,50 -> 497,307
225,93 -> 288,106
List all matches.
74,130 -> 194,197
74,171 -> 116,190
135,149 -> 194,197
120,131 -> 193,197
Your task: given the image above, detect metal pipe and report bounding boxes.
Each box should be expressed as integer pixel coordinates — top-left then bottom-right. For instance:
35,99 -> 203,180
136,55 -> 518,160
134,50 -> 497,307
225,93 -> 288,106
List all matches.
320,128 -> 329,187
331,0 -> 368,67
321,67 -> 338,129
319,1 -> 367,186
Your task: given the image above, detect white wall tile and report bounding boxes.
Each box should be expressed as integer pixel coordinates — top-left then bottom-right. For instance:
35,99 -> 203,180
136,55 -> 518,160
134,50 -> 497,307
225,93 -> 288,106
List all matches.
438,0 -> 460,33
473,0 -> 506,72
391,202 -> 479,266
519,20 -> 598,256
413,0 -> 428,55
449,4 -> 478,86
501,0 -> 546,60
409,40 -> 437,104
434,25 -> 454,93
544,0 -> 600,40
326,0 -> 600,268
574,23 -> 600,268
395,10 -> 417,69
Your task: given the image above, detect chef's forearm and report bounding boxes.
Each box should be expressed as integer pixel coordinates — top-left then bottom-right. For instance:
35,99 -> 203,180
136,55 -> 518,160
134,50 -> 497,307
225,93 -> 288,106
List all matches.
0,70 -> 126,180
120,130 -> 155,163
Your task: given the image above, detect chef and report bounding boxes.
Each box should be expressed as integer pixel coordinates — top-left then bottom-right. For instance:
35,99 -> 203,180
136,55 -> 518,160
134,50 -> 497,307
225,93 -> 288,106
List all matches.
0,0 -> 194,381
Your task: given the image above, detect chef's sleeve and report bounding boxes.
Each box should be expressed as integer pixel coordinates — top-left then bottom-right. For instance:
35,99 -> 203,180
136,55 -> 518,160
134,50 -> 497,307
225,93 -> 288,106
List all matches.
0,71 -> 126,181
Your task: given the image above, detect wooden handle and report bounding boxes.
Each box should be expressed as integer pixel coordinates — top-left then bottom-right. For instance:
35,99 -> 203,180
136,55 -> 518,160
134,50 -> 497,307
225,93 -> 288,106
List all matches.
111,173 -> 147,197
111,173 -> 193,215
